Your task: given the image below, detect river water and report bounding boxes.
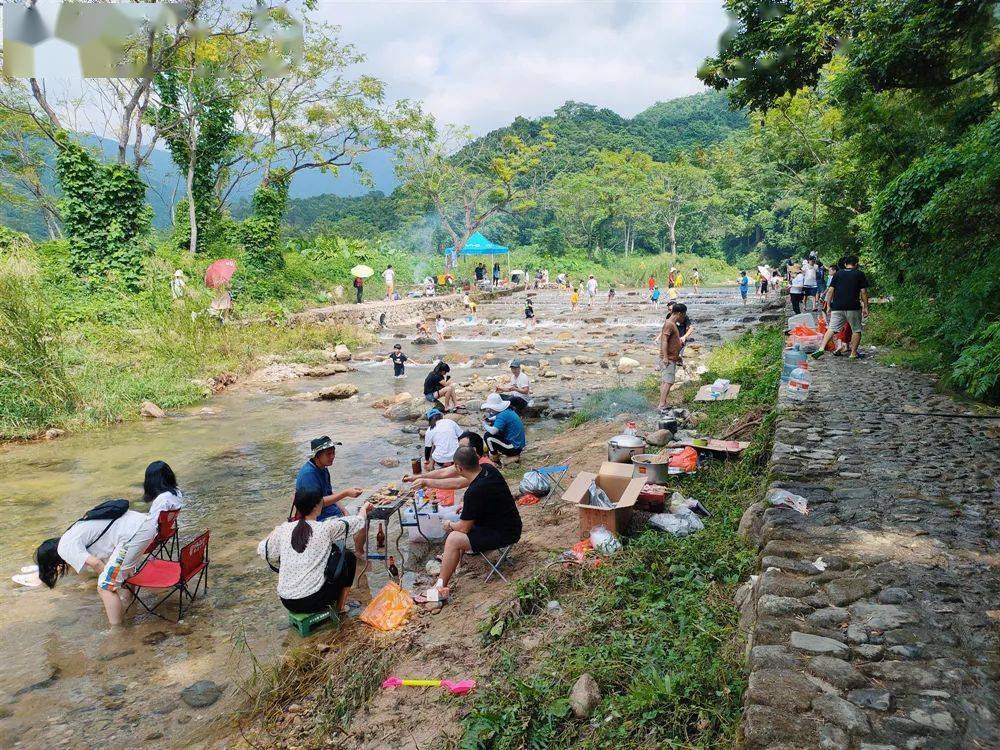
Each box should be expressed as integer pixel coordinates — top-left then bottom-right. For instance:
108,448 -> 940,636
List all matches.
0,286 -> 770,748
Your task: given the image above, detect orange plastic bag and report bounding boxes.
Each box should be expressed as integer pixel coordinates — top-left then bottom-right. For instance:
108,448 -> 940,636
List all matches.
359,582 -> 415,631
436,488 -> 456,507
790,324 -> 819,336
517,493 -> 540,506
668,446 -> 698,473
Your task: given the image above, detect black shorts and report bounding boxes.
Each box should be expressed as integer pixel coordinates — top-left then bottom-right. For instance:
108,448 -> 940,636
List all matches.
467,526 -> 520,554
280,550 -> 357,614
393,364 -> 405,376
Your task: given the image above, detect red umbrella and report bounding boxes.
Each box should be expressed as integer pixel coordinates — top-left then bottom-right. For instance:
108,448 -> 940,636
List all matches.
204,259 -> 237,289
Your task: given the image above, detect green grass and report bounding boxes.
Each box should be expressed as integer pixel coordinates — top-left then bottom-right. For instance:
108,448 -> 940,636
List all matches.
457,327 -> 783,750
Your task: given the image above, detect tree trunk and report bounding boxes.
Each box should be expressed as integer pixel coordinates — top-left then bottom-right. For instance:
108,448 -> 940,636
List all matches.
669,219 -> 677,260
187,148 -> 197,253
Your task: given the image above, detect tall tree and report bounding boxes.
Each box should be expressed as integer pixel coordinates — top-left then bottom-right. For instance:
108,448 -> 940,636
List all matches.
647,160 -> 711,259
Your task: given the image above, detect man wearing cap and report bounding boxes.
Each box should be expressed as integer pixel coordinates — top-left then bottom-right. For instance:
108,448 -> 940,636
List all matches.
481,393 -> 526,461
295,436 -> 366,559
423,409 -> 464,471
496,359 -> 530,415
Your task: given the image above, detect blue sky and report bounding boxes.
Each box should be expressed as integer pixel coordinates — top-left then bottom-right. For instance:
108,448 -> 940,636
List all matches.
323,0 -> 729,133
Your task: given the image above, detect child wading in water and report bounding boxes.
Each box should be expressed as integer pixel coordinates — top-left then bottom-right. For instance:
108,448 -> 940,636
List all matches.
390,343 -> 408,379
570,286 -> 579,311
525,300 -> 536,331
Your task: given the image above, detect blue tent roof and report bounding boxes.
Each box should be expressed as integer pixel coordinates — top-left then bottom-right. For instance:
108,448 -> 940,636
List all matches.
444,231 -> 509,255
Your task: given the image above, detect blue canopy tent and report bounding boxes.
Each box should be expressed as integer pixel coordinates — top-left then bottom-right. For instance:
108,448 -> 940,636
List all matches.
445,232 -> 511,278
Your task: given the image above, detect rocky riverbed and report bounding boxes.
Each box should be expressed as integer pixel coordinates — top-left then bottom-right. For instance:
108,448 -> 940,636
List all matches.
737,346 -> 999,749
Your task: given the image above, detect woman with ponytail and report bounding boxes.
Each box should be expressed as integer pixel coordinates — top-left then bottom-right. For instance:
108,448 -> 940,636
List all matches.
258,487 -> 370,615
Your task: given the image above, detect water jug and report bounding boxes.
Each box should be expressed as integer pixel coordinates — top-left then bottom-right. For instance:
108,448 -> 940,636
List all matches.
781,345 -> 808,382
787,366 -> 812,401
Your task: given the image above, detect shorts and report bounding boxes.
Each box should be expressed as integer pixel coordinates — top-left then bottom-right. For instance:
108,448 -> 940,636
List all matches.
98,543 -> 133,593
660,361 -> 678,384
393,364 -> 405,376
425,392 -> 438,402
761,280 -> 769,293
803,286 -> 817,297
467,526 -> 520,554
740,289 -> 748,299
829,309 -> 864,333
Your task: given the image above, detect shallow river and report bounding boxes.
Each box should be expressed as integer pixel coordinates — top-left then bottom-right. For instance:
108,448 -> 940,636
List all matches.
0,286 -> 768,748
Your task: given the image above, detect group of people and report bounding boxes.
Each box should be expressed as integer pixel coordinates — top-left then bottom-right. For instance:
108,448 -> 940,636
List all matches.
474,262 -> 503,288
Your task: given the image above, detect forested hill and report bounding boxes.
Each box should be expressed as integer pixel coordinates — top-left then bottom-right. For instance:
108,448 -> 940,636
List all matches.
279,89 -> 745,234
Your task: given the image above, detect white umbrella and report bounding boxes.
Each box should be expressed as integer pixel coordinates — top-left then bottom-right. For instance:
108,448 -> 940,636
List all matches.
350,264 -> 374,279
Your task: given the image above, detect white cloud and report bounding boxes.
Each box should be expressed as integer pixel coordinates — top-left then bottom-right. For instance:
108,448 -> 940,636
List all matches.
318,0 -> 728,133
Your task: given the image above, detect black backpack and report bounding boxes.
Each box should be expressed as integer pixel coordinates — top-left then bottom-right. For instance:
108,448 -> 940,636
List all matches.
69,499 -> 130,550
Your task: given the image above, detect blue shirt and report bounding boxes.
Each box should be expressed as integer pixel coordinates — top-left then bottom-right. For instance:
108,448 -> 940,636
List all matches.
493,409 -> 526,449
651,289 -> 661,301
739,276 -> 749,291
295,460 -> 343,521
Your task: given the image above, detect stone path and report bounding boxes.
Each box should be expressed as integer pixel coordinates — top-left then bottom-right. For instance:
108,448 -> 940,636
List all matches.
738,349 -> 999,749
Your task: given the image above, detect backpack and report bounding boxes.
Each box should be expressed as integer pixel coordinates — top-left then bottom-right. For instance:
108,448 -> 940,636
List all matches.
68,499 -> 130,550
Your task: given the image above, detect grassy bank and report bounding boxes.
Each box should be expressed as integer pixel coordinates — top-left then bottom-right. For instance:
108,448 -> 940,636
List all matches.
458,327 -> 782,750
0,243 -> 371,440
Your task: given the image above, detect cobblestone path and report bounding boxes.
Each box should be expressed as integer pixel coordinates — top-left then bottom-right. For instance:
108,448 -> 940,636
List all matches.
737,351 -> 999,749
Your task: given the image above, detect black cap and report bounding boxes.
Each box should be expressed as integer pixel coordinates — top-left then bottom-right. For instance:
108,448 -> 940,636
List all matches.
310,435 -> 342,454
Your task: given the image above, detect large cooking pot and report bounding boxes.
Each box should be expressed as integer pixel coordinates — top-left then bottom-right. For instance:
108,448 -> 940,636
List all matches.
608,434 -> 646,463
631,453 -> 675,485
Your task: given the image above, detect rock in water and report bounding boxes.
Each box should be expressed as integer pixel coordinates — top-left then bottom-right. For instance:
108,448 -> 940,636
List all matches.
515,335 -> 535,350
569,673 -> 601,719
617,356 -> 640,374
140,401 -> 166,418
180,680 -> 223,708
44,428 -> 65,440
315,384 -> 358,400
334,344 -> 352,361
305,363 -> 351,377
412,336 -> 438,345
384,402 -> 418,421
379,457 -> 400,468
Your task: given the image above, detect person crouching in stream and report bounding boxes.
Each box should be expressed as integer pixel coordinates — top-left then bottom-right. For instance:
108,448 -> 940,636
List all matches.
259,487 -> 371,616
33,460 -> 184,626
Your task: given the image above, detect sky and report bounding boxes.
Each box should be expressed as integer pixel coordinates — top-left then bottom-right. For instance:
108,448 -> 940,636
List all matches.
319,0 -> 730,135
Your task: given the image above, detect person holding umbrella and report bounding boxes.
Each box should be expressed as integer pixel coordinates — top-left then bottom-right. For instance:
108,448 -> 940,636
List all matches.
204,259 -> 237,323
351,264 -> 374,304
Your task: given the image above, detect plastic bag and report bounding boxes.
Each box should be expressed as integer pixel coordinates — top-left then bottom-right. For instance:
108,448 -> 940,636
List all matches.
360,582 -> 415,631
768,489 -> 809,515
519,470 -> 552,498
589,525 -> 621,555
648,507 -> 704,536
668,491 -> 711,518
587,481 -> 614,508
668,446 -> 698,473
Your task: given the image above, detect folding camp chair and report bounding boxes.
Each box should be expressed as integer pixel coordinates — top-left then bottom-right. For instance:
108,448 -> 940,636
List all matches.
533,464 -> 570,505
478,543 -> 515,583
126,531 -> 210,621
142,510 -> 180,561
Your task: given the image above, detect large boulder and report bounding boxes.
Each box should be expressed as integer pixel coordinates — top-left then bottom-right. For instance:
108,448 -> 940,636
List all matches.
515,335 -> 535,350
305,363 -> 351,377
413,336 -> 438,345
140,401 -> 166,418
315,384 -> 358,400
334,344 -> 352,361
617,356 -> 640,374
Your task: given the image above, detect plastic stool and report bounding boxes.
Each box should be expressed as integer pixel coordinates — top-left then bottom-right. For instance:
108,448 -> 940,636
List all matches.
286,608 -> 337,637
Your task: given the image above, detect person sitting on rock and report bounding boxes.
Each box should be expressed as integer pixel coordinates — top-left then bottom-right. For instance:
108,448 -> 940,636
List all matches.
33,460 -> 184,626
423,361 -> 460,412
496,359 -> 530,415
481,393 -> 526,463
415,446 -> 521,604
259,487 -> 370,617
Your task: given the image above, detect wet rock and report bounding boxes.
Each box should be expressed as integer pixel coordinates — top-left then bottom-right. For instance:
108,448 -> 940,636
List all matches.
142,631 -> 169,646
97,648 -> 135,662
314,384 -> 359,400
379,457 -> 400,468
140,401 -> 166,418
14,667 -> 60,696
180,680 -> 223,708
515,335 -> 535,350
333,344 -> 352,361
44,428 -> 65,440
304,362 -> 351,377
384,401 -> 420,421
413,336 -> 438,345
559,356 -> 575,365
569,673 -> 600,718
812,694 -> 871,734
790,631 -> 848,656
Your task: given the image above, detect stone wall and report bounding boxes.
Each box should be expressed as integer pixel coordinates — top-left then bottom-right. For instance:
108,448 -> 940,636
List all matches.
735,315 -> 998,749
288,295 -> 462,330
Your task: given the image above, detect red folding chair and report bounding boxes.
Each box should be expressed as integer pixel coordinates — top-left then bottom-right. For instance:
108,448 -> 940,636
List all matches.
142,510 -> 180,560
125,531 -> 210,621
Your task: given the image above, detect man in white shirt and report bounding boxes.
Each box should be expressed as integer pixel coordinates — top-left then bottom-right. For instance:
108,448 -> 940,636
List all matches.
586,275 -> 598,306
802,258 -> 818,310
382,265 -> 395,299
423,408 -> 463,470
496,359 -> 530,414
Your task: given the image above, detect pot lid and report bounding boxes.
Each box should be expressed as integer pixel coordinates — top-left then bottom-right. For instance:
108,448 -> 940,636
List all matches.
609,434 -> 646,448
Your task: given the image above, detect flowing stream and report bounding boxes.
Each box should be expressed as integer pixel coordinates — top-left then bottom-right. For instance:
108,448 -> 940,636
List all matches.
0,286 -> 775,748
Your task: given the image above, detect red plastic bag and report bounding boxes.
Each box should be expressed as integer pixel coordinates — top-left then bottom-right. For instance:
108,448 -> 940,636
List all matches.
668,446 -> 698,473
360,582 -> 415,631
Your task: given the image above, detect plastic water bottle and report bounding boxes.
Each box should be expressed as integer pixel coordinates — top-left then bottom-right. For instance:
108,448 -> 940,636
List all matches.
787,366 -> 812,401
781,345 -> 808,383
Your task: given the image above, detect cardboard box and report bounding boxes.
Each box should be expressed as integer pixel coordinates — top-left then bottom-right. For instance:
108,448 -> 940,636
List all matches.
564,461 -> 647,538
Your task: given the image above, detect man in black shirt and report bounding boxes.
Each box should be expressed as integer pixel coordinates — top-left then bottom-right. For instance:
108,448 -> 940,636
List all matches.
815,255 -> 869,359
420,446 -> 521,602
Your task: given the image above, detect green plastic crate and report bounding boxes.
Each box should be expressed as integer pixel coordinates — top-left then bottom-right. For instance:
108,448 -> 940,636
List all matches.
286,608 -> 337,637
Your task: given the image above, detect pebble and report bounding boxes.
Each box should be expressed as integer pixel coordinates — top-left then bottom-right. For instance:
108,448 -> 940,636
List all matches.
180,680 -> 223,708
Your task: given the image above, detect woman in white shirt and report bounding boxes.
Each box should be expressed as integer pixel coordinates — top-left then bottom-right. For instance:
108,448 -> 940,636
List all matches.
258,487 -> 369,615
789,268 -> 806,315
34,461 -> 184,625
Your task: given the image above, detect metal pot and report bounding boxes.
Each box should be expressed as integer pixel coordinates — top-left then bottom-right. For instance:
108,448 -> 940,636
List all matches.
608,434 -> 646,463
631,453 -> 675,485
657,416 -> 679,433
